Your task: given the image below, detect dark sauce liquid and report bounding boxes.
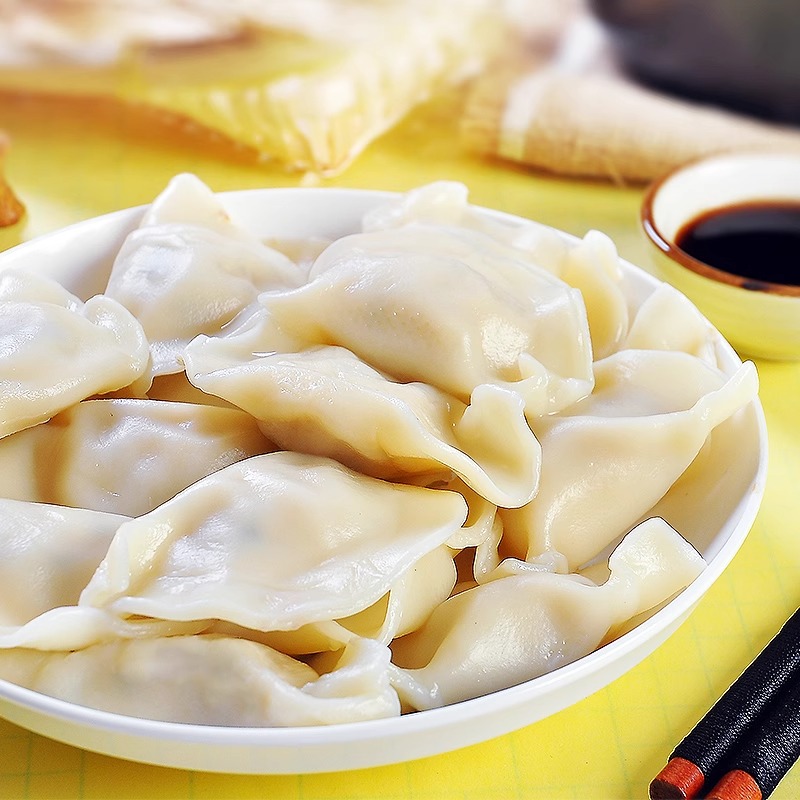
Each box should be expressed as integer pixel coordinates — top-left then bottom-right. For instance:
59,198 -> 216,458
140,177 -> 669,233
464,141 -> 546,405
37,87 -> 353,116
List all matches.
675,201 -> 800,286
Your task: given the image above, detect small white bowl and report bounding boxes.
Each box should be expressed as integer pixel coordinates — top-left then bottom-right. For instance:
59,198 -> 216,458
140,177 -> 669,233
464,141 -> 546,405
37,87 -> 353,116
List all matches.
0,189 -> 768,773
641,151 -> 800,360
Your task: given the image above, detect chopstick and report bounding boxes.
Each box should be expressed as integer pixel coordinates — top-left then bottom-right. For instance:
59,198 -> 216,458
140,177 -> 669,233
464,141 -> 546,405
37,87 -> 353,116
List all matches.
649,608 -> 800,800
705,677 -> 800,799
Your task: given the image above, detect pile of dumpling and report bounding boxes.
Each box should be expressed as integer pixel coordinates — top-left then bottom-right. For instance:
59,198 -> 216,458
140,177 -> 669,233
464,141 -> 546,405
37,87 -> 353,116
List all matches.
0,177 -> 757,727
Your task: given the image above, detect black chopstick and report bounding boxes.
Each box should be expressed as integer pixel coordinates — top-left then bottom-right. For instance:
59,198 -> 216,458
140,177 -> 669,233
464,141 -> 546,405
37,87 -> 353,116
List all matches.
649,607 -> 800,799
704,675 -> 800,799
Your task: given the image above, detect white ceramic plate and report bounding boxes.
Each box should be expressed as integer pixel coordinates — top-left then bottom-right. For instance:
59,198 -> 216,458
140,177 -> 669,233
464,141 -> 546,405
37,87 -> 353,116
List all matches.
0,189 -> 768,774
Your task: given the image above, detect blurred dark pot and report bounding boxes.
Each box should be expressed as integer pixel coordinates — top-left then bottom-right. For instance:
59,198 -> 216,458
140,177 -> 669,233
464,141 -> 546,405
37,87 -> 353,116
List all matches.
590,0 -> 800,125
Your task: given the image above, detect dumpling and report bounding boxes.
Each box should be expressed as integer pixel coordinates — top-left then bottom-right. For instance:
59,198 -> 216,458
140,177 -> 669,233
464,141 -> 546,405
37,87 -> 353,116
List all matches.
624,283 -> 719,365
632,376 -> 763,557
555,230 -> 629,359
363,183 -> 629,360
0,268 -> 82,308
182,337 -> 541,508
207,544 -> 458,655
499,351 -> 758,569
0,604 -> 204,652
389,517 -> 705,710
0,635 -> 400,727
104,173 -> 303,377
0,499 -> 201,650
363,182 -> 632,357
362,180 -> 478,231
362,181 -> 565,271
79,452 -> 468,633
340,544 -> 458,645
257,224 -> 593,416
0,398 -> 274,516
0,500 -> 126,628
137,172 -> 261,238
0,269 -> 149,438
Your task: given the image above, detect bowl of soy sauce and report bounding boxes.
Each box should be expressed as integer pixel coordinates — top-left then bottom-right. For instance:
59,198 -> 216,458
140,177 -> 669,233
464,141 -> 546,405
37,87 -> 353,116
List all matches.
641,152 -> 800,360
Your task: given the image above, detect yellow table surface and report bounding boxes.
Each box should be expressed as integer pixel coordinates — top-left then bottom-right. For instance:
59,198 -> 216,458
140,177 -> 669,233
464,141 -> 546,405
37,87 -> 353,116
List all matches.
1,90 -> 799,800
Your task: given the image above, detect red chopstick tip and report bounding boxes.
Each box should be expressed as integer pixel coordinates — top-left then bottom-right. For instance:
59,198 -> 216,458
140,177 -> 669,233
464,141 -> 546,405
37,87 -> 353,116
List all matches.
649,757 -> 705,799
706,770 -> 762,800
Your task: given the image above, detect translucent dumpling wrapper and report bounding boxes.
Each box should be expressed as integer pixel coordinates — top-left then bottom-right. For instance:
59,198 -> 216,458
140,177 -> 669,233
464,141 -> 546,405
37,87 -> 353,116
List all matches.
207,544 -> 457,655
441,477 -> 500,550
0,398 -> 274,516
257,222 -> 593,416
499,350 -> 758,570
624,283 -> 720,366
138,172 -> 265,238
79,452 -> 469,633
364,182 -> 629,361
389,517 -> 705,710
0,268 -> 82,308
364,179 -> 563,282
0,499 -> 127,629
432,478 -> 505,584
554,230 -> 629,359
362,181 -> 564,261
182,338 -> 542,508
341,545 -> 457,646
104,174 -> 303,377
204,618 -> 350,658
362,180 -> 476,231
0,605 -> 208,652
145,371 -> 239,409
0,499 -> 203,651
0,269 -> 149,438
0,635 -> 400,727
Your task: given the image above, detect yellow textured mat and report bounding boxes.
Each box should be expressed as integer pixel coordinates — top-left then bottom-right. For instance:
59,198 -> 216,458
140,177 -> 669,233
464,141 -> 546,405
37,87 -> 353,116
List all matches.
0,87 -> 798,800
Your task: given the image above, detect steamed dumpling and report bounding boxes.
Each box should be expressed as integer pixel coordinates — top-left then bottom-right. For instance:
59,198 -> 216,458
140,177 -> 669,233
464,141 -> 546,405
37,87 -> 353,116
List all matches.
104,173 -> 303,377
183,336 -> 542,508
555,230 -> 629,359
0,499 -> 205,651
257,224 -> 593,416
0,635 -> 400,727
499,351 -> 758,569
0,269 -> 149,438
207,544 -> 458,655
363,181 -> 629,359
390,517 -> 705,710
79,452 -> 468,633
0,398 -> 274,516
362,181 -> 565,270
339,544 -> 458,645
0,499 -> 126,628
624,283 -> 719,365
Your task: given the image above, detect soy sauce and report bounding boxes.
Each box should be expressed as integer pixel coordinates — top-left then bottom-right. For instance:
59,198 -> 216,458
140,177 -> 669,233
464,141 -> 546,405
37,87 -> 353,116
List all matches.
675,201 -> 800,286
